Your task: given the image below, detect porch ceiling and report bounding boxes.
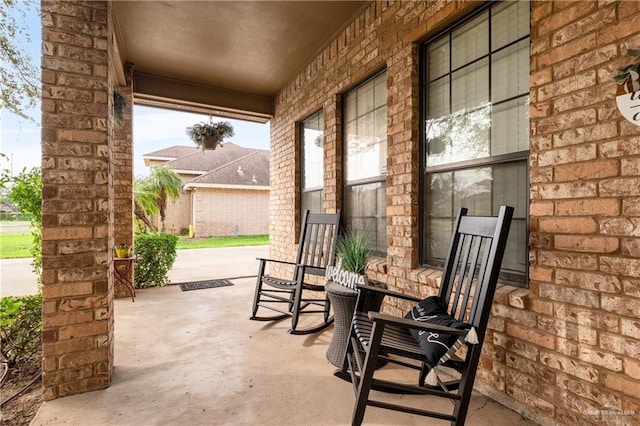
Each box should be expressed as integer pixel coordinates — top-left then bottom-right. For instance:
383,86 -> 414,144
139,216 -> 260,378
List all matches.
112,1 -> 369,122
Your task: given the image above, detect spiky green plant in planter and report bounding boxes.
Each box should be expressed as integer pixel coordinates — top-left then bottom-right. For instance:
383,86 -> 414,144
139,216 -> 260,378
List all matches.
186,120 -> 235,151
335,229 -> 372,275
611,49 -> 640,95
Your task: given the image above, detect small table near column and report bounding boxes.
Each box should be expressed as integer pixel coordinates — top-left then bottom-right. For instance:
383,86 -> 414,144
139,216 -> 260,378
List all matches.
114,257 -> 136,302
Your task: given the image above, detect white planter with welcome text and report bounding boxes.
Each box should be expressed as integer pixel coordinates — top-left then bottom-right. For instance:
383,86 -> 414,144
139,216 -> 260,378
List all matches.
616,90 -> 640,126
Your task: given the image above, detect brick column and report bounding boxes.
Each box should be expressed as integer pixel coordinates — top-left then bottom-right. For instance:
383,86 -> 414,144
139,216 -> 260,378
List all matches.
113,64 -> 134,299
41,0 -> 114,400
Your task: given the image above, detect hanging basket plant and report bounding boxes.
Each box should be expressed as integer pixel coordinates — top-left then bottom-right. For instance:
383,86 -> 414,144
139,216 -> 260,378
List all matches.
186,120 -> 235,151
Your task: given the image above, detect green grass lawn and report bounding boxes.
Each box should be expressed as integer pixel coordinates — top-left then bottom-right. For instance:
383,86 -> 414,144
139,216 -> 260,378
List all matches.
0,231 -> 269,259
176,234 -> 269,249
0,231 -> 33,259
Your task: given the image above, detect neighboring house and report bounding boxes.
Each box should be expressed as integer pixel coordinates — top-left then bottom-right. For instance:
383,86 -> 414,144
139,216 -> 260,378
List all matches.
142,143 -> 270,237
0,203 -> 17,213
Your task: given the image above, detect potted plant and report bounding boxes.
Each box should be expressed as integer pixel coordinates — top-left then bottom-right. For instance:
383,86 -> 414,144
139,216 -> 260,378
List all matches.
335,229 -> 372,277
185,120 -> 235,151
115,242 -> 131,258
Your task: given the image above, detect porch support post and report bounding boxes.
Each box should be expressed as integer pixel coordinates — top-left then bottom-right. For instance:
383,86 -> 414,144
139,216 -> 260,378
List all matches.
41,0 -> 114,400
113,63 -> 135,298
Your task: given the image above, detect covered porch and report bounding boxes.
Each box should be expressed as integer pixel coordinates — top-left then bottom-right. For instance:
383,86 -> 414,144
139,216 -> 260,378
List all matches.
32,278 -> 534,426
40,1 -> 640,425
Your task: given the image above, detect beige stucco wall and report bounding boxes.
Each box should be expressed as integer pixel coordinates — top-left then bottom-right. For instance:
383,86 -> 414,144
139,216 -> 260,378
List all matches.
192,187 -> 269,237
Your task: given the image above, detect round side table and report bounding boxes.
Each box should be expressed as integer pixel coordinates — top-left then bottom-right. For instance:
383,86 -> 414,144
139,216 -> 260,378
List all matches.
325,280 -> 358,367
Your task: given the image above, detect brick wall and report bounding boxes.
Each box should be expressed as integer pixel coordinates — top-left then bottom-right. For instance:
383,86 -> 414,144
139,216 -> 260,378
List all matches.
525,1 -> 640,424
41,0 -> 115,399
271,1 -> 640,424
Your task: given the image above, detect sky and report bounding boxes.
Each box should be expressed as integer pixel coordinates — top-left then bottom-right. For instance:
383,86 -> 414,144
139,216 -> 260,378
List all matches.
1,2 -> 270,179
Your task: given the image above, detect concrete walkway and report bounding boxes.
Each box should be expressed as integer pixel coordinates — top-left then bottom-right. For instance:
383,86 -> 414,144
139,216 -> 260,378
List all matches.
0,246 -> 269,297
0,257 -> 38,297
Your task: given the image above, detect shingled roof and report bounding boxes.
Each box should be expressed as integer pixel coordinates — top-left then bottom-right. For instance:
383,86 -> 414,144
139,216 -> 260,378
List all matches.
142,145 -> 200,165
184,150 -> 269,188
143,143 -> 269,188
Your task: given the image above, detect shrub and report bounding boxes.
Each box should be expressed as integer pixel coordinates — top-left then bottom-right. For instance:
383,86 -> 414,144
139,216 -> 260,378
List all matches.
1,167 -> 42,285
134,233 -> 179,288
0,294 -> 42,366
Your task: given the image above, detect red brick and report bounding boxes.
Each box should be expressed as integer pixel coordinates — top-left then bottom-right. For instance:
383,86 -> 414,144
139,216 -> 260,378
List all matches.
622,239 -> 640,257
625,358 -> 640,380
554,159 -> 618,182
600,256 -> 640,278
600,333 -> 640,358
540,351 -> 599,383
554,235 -> 618,254
553,122 -> 618,147
621,318 -> 640,340
556,372 -> 622,408
578,346 -> 623,372
623,198 -> 640,216
603,373 -> 640,398
601,178 -> 640,197
505,384 -> 556,417
539,283 -> 599,307
600,136 -> 640,158
553,44 -> 618,80
537,1 -> 597,37
538,71 -> 597,102
506,323 -> 555,350
529,266 -> 554,283
536,108 -> 597,134
42,282 -> 93,299
42,310 -> 93,328
598,13 -> 640,44
555,199 -> 619,216
601,295 -> 640,317
553,5 -> 616,46
538,217 -> 597,234
555,269 -> 621,293
600,218 -> 640,237
58,320 -> 108,341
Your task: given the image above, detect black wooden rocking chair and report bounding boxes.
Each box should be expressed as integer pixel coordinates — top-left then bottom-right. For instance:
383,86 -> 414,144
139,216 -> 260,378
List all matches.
336,206 -> 513,425
250,210 -> 341,334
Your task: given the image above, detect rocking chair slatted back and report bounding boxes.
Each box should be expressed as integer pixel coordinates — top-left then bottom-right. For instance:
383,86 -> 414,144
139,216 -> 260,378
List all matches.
298,212 -> 340,276
440,211 -> 511,329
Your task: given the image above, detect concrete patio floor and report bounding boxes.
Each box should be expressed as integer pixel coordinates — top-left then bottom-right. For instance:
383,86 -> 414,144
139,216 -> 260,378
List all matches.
31,274 -> 536,426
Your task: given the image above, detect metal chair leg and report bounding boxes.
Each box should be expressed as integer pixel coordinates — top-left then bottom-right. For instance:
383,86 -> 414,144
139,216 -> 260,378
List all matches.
352,321 -> 384,426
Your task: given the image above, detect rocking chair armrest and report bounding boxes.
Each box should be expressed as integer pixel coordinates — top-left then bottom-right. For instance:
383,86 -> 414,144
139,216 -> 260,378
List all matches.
256,257 -> 298,267
296,264 -> 327,271
367,311 -> 468,336
357,283 -> 422,303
